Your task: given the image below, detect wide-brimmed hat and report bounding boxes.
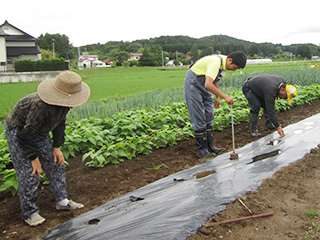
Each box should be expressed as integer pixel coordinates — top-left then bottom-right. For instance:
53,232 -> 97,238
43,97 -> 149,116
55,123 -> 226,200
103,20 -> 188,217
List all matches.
38,71 -> 90,107
286,84 -> 297,104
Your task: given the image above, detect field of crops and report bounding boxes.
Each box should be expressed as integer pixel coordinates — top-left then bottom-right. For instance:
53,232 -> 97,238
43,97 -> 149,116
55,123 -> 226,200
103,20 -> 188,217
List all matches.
0,61 -> 320,195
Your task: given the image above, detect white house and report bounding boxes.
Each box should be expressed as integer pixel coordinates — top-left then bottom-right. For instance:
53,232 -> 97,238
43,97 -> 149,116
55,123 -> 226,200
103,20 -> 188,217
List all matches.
0,20 -> 41,72
78,54 -> 107,68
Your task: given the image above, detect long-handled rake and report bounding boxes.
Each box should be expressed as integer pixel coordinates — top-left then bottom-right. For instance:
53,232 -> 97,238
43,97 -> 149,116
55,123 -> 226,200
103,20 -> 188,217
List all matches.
230,104 -> 239,160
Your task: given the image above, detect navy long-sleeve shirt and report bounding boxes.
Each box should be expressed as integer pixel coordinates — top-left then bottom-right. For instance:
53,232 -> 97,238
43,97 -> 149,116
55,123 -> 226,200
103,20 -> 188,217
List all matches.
6,93 -> 70,161
247,74 -> 286,128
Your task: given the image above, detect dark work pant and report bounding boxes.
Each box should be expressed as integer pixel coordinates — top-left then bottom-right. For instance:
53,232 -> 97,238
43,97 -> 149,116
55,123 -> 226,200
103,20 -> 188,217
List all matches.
184,69 -> 214,132
5,125 -> 68,220
242,82 -> 262,114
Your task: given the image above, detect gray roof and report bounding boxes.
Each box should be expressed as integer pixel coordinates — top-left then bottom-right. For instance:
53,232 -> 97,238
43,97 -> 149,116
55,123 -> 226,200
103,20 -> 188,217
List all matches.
6,46 -> 41,57
6,35 -> 36,42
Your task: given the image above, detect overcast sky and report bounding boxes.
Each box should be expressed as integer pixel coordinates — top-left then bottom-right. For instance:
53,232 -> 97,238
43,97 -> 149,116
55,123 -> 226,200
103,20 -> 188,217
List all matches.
2,0 -> 320,47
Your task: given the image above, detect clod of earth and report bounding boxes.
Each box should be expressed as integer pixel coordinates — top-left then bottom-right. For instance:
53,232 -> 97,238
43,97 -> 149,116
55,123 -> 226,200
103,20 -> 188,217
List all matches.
195,170 -> 216,179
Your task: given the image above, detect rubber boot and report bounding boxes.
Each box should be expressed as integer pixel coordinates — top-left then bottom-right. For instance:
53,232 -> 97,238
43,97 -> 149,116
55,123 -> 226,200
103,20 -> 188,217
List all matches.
206,128 -> 225,154
195,131 -> 216,158
263,109 -> 276,130
250,112 -> 260,137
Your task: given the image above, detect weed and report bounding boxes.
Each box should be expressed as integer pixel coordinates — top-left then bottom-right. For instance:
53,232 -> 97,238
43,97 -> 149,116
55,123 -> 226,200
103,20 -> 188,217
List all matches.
145,164 -> 169,170
304,208 -> 320,219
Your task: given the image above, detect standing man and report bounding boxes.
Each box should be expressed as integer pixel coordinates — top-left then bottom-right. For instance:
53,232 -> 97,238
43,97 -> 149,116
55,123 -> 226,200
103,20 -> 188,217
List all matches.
242,74 -> 297,137
5,71 -> 90,226
184,51 -> 247,157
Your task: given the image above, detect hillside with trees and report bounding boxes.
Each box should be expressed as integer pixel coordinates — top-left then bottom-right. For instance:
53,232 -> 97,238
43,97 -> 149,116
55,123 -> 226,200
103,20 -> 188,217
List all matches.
36,34 -> 320,67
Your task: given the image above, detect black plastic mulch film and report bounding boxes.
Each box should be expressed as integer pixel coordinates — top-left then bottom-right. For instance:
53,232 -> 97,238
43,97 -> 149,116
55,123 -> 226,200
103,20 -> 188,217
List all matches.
43,114 -> 320,240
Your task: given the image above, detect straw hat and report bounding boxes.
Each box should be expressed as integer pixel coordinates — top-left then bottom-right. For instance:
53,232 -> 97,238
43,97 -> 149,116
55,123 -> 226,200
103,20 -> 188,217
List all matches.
38,71 -> 90,107
286,84 -> 297,104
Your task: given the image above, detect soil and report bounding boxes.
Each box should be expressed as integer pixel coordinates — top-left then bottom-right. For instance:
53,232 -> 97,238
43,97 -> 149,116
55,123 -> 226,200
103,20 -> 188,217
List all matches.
1,99 -> 320,240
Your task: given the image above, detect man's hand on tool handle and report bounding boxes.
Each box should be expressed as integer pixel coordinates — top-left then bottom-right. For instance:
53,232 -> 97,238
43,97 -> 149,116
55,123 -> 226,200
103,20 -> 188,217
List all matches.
225,96 -> 234,105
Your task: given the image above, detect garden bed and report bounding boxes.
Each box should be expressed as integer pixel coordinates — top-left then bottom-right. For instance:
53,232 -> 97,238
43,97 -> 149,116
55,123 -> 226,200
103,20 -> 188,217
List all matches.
1,99 -> 320,239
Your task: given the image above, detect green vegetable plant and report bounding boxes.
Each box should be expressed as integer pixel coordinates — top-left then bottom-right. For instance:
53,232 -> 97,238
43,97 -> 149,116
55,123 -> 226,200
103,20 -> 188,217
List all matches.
0,130 -> 10,172
0,169 -> 18,196
81,102 -> 193,168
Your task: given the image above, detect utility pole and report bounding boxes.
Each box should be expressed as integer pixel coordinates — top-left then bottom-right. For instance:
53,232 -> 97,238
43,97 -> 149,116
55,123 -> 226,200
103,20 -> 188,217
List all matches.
52,39 -> 55,58
162,51 -> 164,68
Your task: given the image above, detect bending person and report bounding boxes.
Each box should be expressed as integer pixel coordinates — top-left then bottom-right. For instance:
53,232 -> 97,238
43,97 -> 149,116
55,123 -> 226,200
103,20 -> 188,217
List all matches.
5,71 -> 90,226
242,74 -> 297,137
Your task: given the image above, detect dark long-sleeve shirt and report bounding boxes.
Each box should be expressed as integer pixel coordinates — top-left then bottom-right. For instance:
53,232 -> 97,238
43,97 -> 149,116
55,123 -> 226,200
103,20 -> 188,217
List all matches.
246,74 -> 286,128
6,93 -> 70,161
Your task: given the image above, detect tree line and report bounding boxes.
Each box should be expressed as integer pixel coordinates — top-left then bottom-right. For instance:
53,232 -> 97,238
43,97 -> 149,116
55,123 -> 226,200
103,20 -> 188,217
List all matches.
36,33 -> 320,67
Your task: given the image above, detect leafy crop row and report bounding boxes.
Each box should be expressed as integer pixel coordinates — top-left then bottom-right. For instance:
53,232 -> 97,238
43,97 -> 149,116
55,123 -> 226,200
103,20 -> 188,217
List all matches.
65,102 -> 193,167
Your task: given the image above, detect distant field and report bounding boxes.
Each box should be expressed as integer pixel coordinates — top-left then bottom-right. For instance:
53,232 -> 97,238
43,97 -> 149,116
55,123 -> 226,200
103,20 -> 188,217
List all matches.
0,61 -> 319,119
74,67 -> 187,100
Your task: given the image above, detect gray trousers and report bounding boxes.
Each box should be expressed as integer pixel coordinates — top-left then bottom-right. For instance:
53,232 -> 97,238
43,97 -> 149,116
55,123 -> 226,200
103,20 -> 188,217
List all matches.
184,69 -> 214,132
5,125 -> 68,220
